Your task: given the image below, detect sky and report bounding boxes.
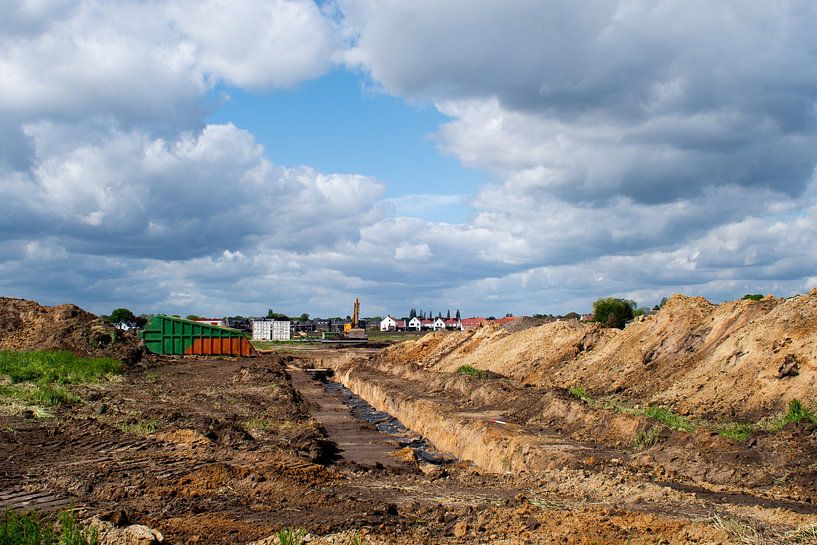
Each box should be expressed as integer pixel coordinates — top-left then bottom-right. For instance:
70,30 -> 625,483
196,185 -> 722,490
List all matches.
1,0 -> 816,319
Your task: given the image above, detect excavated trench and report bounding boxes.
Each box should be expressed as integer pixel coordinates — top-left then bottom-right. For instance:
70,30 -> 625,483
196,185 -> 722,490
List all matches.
288,365 -> 456,468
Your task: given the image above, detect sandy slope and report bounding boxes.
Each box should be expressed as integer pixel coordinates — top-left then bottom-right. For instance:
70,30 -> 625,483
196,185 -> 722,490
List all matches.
383,291 -> 817,418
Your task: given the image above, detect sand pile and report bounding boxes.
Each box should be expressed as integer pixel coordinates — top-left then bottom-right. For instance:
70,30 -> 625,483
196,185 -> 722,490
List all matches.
0,296 -> 142,364
381,291 -> 817,418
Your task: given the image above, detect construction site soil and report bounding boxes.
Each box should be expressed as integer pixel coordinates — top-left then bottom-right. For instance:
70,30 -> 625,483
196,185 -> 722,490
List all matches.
2,294 -> 817,543
0,297 -> 143,364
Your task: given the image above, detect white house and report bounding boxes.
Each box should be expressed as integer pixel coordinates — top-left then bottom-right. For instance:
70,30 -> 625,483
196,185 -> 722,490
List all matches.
407,317 -> 422,331
252,319 -> 291,341
380,316 -> 398,331
432,318 -> 447,331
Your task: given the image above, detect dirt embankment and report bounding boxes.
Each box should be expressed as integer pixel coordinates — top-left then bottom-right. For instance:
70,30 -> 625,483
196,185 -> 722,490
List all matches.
381,291 -> 817,418
0,296 -> 142,364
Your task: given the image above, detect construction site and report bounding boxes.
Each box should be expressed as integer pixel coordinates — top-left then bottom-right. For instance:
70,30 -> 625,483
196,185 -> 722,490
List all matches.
1,292 -> 817,544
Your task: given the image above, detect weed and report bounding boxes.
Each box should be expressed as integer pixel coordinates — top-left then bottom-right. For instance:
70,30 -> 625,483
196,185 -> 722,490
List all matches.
568,386 -> 592,403
456,365 -> 488,379
500,456 -> 512,472
245,417 -> 271,431
280,420 -> 293,430
528,498 -> 565,510
118,418 -> 159,435
633,425 -> 662,450
276,527 -> 307,545
643,405 -> 696,432
715,422 -> 755,441
0,509 -> 98,545
757,399 -> 817,433
144,371 -> 158,382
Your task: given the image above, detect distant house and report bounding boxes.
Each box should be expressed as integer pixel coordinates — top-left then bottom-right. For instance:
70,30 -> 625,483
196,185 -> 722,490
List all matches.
444,318 -> 462,330
312,319 -> 331,332
395,319 -> 407,331
380,316 -> 397,331
408,317 -> 422,331
432,318 -> 447,331
461,317 -> 486,330
581,314 -> 594,322
420,319 -> 435,330
252,319 -> 291,341
193,318 -> 225,327
114,321 -> 136,331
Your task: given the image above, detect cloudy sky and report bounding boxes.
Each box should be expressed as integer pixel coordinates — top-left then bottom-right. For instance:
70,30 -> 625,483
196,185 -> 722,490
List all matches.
2,0 -> 816,318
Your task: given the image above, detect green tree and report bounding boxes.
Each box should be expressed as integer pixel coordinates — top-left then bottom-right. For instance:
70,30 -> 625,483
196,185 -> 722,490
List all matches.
591,297 -> 636,329
455,309 -> 461,320
186,314 -> 202,321
742,294 -> 764,301
109,308 -> 136,324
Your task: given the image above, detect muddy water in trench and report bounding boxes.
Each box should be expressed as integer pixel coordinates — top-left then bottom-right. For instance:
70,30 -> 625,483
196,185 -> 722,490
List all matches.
287,367 -> 456,468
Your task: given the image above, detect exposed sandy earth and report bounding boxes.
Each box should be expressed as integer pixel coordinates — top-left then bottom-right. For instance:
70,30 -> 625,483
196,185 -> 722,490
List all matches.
382,291 -> 817,418
0,296 -> 143,363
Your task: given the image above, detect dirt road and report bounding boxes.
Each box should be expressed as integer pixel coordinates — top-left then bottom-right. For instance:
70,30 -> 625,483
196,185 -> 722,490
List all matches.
1,351 -> 815,544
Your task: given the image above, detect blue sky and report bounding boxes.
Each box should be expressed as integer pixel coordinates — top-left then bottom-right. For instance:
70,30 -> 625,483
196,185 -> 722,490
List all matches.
208,69 -> 483,223
1,1 -> 816,318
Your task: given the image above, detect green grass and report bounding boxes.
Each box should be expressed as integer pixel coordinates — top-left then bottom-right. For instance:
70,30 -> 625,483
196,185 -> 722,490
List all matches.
714,399 -> 817,442
456,365 -> 489,379
714,422 -> 755,441
118,418 -> 160,435
244,417 -> 272,431
0,510 -> 99,545
642,405 -> 696,432
568,385 -> 592,403
276,528 -> 306,545
0,351 -> 120,414
0,351 -> 121,385
633,425 -> 662,450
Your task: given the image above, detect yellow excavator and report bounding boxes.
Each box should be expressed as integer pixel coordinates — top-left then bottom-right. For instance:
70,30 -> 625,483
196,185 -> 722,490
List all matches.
343,297 -> 367,340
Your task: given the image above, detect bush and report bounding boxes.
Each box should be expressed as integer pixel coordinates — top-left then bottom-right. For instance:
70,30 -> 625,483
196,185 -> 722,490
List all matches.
741,294 -> 764,301
591,297 -> 637,329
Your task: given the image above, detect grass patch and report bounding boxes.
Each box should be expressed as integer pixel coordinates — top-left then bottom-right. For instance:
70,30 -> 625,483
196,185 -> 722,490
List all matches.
633,425 -> 662,450
118,418 -> 160,435
714,399 -> 817,441
642,405 -> 696,432
568,385 -> 592,403
276,528 -> 307,545
715,422 -> 755,441
0,510 -> 99,545
0,351 -> 120,414
456,365 -> 488,379
245,417 -> 272,431
0,351 -> 121,385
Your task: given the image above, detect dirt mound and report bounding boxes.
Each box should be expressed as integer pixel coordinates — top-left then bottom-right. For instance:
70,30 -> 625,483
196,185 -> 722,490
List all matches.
381,292 -> 817,418
0,296 -> 142,363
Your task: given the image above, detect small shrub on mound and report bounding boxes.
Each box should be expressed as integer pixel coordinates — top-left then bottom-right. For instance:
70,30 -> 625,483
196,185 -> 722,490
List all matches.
456,365 -> 488,379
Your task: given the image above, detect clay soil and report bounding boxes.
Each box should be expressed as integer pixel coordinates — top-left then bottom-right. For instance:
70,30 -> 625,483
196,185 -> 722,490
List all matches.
2,348 -> 816,544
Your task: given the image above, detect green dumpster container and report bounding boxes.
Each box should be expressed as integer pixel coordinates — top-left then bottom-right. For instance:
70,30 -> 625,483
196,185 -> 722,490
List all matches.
138,315 -> 255,357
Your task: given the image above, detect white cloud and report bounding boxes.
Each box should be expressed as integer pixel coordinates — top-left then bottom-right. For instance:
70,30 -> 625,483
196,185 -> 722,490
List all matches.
2,0 -> 817,318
